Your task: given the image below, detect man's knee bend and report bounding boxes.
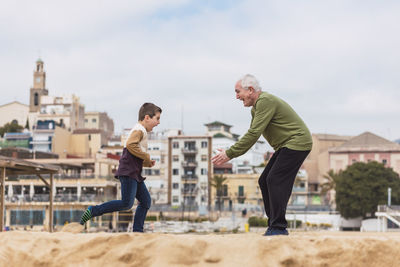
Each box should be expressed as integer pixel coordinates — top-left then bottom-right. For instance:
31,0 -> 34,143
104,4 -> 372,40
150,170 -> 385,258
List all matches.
258,176 -> 266,187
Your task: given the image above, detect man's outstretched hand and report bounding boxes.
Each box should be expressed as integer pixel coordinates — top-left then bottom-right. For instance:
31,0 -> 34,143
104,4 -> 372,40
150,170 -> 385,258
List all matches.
211,149 -> 230,165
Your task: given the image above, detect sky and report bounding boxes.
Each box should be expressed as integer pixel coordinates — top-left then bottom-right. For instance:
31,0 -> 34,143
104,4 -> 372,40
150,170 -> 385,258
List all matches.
1,0 -> 400,141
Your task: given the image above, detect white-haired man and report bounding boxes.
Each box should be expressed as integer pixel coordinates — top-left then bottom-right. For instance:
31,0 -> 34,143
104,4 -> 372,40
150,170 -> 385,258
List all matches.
212,74 -> 312,236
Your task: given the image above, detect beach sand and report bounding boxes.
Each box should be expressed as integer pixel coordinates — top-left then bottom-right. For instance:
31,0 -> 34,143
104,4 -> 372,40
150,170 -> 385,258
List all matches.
1,230 -> 399,267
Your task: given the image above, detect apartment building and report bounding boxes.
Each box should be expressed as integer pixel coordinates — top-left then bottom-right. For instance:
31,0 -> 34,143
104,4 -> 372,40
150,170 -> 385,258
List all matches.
168,136 -> 212,209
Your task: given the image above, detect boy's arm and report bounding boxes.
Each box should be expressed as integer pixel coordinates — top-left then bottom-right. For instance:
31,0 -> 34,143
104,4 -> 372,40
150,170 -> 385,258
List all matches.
126,130 -> 152,167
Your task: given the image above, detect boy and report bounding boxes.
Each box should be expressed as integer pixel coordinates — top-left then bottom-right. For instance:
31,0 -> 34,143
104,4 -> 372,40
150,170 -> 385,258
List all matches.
80,103 -> 162,232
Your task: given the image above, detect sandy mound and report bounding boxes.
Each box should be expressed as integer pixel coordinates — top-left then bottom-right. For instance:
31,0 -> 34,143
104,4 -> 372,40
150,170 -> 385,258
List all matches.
60,223 -> 84,234
0,231 -> 400,267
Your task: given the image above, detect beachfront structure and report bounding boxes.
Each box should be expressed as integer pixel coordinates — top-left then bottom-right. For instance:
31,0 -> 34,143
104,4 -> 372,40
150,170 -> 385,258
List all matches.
168,135 -> 212,210
0,156 -> 59,232
205,121 -> 267,173
1,155 -> 120,231
0,101 -> 29,128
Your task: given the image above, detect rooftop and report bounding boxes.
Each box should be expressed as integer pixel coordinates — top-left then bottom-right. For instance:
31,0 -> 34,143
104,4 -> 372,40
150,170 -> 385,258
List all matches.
329,132 -> 400,152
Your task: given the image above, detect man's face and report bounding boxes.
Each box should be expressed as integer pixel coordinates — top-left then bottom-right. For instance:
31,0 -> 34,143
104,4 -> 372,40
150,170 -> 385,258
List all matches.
144,112 -> 161,132
235,81 -> 254,107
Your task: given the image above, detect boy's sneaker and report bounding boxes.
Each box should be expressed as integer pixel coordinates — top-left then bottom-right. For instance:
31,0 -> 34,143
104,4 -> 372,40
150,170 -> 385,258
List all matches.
80,206 -> 93,225
264,228 -> 289,236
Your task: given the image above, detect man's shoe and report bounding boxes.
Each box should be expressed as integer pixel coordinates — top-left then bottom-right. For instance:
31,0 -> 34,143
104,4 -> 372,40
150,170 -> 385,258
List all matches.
262,227 -> 272,236
265,228 -> 289,236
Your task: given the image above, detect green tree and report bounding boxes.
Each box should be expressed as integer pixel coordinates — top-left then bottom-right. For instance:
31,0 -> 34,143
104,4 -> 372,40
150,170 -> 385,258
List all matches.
210,174 -> 227,212
335,161 -> 400,219
0,121 -> 24,137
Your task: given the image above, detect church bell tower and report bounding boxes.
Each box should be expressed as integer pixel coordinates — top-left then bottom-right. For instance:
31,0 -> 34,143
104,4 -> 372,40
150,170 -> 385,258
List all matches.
29,59 -> 49,112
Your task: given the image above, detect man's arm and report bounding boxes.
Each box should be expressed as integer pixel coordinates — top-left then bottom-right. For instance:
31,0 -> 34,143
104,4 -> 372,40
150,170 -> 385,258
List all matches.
126,130 -> 153,167
225,97 -> 276,159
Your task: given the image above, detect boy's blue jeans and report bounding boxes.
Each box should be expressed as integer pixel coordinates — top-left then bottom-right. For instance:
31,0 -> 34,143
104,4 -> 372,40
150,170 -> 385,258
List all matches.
90,176 -> 151,232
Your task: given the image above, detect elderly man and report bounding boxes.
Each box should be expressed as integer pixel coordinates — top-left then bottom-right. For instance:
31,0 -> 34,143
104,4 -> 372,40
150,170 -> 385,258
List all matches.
212,74 -> 312,236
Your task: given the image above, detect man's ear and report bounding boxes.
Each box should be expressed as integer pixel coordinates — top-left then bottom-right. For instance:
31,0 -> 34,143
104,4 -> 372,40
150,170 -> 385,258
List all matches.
248,86 -> 255,94
144,114 -> 150,121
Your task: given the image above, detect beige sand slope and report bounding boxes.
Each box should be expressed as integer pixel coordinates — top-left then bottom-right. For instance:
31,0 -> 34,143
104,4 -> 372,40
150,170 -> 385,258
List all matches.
1,231 -> 400,267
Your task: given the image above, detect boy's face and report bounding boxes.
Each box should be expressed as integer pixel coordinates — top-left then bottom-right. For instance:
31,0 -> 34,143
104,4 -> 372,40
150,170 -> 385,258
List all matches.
143,112 -> 161,132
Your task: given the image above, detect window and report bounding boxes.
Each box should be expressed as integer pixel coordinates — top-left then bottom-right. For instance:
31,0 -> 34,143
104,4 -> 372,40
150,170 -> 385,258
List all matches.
184,141 -> 196,150
173,183 -> 179,189
201,168 -> 207,175
34,93 -> 39,106
238,186 -> 244,197
201,141 -> 208,148
172,196 -> 179,203
223,184 -> 228,197
173,155 -> 179,162
85,119 -> 88,123
92,118 -> 97,123
153,169 -> 160,175
382,159 -> 387,165
173,142 -> 179,148
144,169 -> 152,175
173,169 -> 179,175
201,155 -> 207,161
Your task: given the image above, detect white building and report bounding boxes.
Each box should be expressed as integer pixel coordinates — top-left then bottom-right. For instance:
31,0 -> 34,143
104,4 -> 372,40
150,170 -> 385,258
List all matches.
0,101 -> 29,128
36,94 -> 85,131
168,135 -> 212,209
205,121 -> 267,173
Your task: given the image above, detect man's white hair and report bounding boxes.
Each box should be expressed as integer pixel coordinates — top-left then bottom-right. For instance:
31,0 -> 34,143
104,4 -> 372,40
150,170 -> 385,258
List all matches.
240,74 -> 261,91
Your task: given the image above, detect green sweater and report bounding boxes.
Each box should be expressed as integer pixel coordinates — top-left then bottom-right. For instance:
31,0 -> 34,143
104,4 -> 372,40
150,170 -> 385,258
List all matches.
226,92 -> 312,159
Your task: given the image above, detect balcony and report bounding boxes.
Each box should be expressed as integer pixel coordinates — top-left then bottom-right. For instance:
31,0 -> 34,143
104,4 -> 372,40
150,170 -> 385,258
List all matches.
181,161 -> 197,168
182,174 -> 198,183
181,188 -> 198,196
181,148 -> 198,154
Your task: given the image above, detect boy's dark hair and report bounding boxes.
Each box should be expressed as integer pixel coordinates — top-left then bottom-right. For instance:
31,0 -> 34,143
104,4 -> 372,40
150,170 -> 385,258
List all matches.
138,103 -> 162,121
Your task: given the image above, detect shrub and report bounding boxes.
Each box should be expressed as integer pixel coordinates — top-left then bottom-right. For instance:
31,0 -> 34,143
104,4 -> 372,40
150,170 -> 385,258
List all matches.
145,215 -> 157,221
287,220 -> 302,228
248,216 -> 268,227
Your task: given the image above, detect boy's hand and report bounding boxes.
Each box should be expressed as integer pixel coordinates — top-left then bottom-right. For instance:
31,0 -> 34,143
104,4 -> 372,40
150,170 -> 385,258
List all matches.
150,160 -> 156,167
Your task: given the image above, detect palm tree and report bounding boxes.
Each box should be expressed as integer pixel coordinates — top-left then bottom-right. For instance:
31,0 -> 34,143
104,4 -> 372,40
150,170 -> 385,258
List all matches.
210,175 -> 227,213
320,170 -> 340,206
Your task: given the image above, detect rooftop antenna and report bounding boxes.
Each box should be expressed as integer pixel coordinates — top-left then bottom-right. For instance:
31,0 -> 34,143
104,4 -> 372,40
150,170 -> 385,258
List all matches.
181,105 -> 184,132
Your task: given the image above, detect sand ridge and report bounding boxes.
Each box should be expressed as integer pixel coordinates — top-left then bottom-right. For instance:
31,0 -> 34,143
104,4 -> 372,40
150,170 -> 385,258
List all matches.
0,231 -> 400,267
